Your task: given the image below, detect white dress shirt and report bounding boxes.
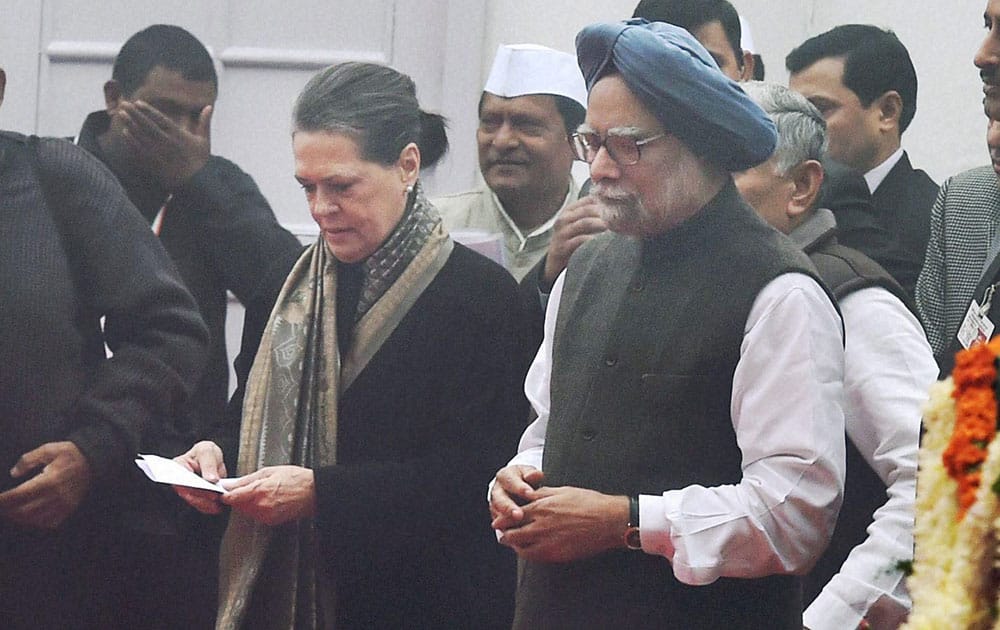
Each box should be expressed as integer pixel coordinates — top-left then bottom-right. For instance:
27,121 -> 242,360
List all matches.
864,147 -> 904,195
803,287 -> 936,630
507,271 -> 847,586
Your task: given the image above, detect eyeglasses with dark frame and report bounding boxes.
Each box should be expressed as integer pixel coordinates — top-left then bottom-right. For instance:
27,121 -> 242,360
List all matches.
570,130 -> 668,165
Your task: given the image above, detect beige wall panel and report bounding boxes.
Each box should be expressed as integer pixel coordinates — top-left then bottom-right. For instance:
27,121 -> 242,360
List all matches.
0,1 -> 44,134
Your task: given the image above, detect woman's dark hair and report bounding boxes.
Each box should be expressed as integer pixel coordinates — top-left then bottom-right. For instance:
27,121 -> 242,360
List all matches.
293,61 -> 448,168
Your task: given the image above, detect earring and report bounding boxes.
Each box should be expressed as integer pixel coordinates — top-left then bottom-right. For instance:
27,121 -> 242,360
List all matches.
405,184 -> 414,194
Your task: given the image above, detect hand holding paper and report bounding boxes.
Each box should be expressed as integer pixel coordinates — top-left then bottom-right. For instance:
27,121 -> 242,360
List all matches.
135,453 -> 229,494
169,441 -> 230,514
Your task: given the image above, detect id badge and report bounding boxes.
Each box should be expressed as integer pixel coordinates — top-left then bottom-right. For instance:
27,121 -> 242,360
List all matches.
957,299 -> 996,349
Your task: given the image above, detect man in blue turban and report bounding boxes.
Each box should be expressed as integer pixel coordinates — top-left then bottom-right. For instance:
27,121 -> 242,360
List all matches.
489,20 -> 847,629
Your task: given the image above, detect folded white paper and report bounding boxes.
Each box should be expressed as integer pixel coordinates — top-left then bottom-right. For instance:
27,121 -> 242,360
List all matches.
135,453 -> 229,494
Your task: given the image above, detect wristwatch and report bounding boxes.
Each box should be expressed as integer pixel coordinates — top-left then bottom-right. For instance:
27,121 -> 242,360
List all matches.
624,494 -> 642,550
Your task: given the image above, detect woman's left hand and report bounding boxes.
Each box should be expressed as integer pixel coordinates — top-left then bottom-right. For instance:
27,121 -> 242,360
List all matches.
220,465 -> 317,526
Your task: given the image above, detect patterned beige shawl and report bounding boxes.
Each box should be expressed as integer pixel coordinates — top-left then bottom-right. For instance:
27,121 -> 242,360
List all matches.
216,194 -> 452,629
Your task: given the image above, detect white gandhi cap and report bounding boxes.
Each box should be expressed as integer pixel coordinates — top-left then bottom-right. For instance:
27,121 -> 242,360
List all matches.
483,44 -> 588,109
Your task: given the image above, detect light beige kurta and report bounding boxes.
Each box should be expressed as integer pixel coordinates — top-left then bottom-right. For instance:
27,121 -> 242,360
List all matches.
435,178 -> 579,281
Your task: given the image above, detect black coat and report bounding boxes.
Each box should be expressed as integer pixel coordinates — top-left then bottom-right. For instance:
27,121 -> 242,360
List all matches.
819,157 -> 934,299
870,152 -> 938,286
229,243 -> 534,629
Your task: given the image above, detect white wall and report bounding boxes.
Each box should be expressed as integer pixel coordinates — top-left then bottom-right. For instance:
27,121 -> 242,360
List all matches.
2,1 -> 991,194
480,0 -> 991,184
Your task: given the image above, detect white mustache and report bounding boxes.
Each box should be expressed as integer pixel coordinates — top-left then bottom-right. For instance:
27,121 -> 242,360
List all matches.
591,184 -> 634,202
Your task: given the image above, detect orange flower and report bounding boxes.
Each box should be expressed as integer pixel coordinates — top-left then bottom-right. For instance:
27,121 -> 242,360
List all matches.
943,338 -> 1000,519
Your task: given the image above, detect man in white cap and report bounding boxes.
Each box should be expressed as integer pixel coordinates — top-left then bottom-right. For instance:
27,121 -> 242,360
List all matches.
436,44 -> 603,286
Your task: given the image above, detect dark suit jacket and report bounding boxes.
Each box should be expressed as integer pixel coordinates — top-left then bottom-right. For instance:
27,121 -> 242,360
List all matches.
870,152 -> 938,295
820,156 -> 935,299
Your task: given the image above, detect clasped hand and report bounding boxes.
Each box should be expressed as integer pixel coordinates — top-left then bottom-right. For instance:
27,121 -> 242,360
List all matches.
489,464 -> 629,563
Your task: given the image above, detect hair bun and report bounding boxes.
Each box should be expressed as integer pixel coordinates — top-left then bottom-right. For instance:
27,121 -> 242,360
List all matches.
418,110 -> 449,168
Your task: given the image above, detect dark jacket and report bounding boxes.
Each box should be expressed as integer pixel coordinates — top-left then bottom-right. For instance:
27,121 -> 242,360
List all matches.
818,158 -> 929,299
77,111 -> 304,449
869,152 -> 938,289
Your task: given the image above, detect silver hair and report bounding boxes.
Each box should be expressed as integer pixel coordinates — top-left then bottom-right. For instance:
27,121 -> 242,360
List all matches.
740,81 -> 828,175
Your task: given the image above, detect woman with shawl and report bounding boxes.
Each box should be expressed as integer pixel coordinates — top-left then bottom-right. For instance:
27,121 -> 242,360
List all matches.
175,62 -> 531,629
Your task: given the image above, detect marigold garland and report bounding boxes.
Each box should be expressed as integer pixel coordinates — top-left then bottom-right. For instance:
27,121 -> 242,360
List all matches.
944,341 -> 1000,519
904,337 -> 1000,629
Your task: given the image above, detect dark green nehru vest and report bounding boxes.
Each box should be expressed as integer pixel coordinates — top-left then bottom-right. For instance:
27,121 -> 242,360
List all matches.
513,182 -> 828,630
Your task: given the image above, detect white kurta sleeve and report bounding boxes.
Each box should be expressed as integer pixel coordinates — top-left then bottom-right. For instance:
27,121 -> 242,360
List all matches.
497,272 -> 566,474
803,287 -> 936,630
638,272 -> 847,585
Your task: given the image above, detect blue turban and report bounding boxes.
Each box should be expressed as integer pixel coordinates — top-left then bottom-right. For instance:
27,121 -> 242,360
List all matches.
575,19 -> 777,171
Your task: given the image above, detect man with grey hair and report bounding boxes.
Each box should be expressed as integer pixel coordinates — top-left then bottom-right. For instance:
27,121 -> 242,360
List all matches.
490,21 -> 846,629
735,81 -> 936,630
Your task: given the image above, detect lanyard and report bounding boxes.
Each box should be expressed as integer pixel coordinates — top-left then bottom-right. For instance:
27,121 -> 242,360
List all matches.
981,282 -> 1000,316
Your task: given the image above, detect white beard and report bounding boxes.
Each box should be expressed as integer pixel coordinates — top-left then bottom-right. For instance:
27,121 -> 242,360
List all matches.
591,184 -> 654,237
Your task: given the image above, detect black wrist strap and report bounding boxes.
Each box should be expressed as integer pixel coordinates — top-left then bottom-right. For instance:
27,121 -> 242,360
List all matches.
628,495 -> 640,528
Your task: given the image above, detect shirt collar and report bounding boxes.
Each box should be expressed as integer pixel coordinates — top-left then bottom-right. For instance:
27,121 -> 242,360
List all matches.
490,179 -> 577,252
788,207 -> 838,253
864,147 -> 904,194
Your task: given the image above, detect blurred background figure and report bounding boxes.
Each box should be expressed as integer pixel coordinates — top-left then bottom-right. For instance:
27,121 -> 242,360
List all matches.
74,25 -> 304,628
917,0 -> 1000,372
739,14 -> 766,80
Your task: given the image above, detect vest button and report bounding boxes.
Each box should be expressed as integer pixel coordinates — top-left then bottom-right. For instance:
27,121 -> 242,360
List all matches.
581,429 -> 596,441
630,278 -> 644,292
604,356 -> 618,367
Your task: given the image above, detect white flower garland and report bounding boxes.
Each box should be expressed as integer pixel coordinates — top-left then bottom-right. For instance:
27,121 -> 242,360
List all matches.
904,378 -> 1000,629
